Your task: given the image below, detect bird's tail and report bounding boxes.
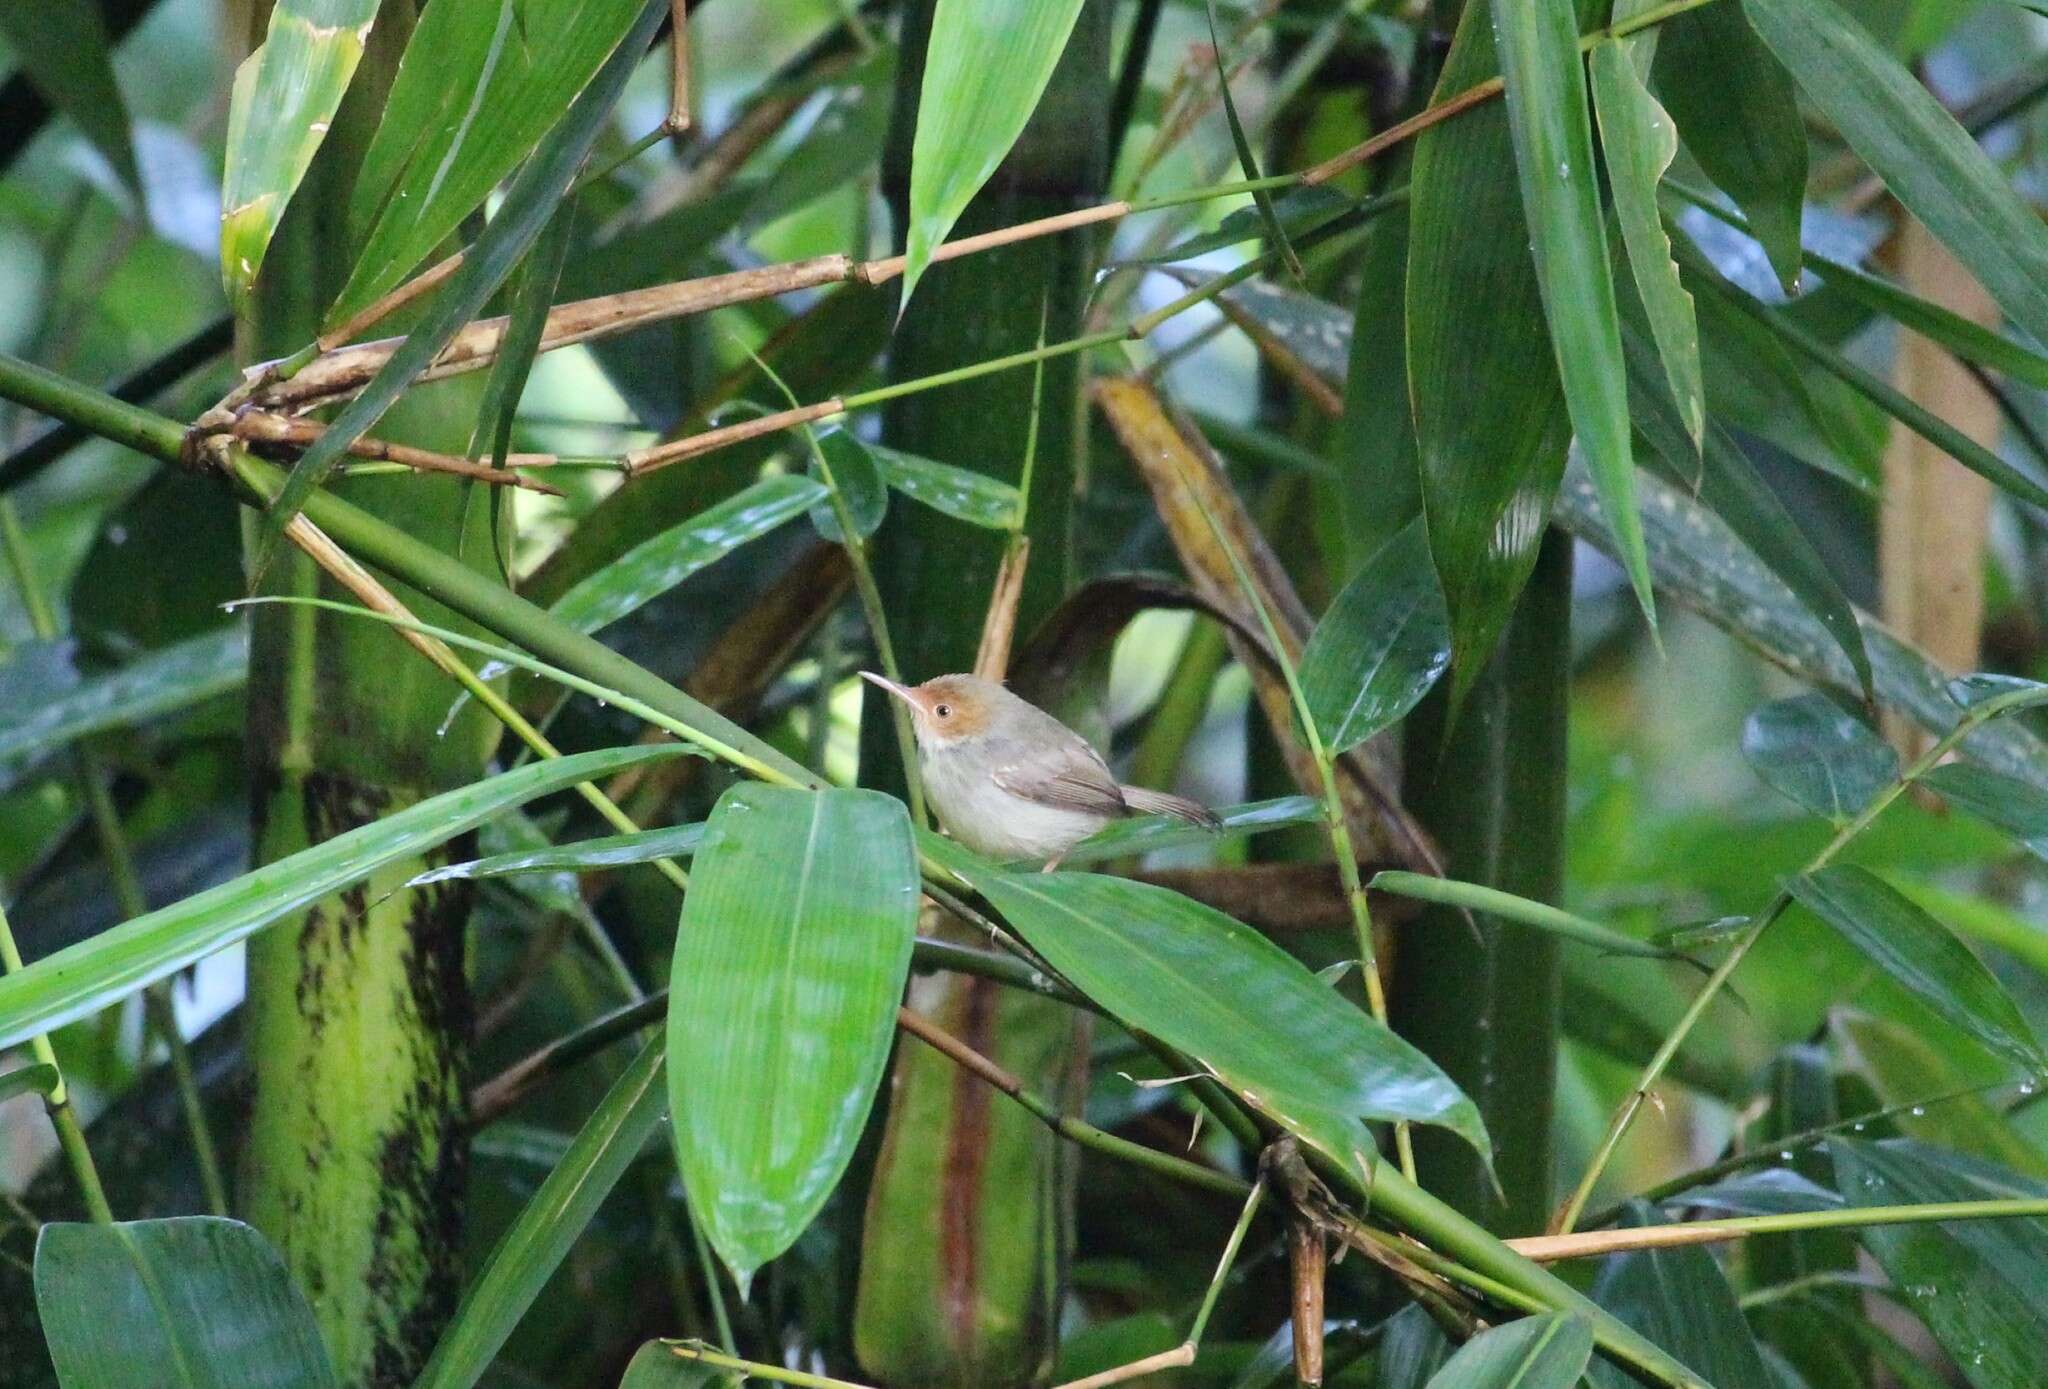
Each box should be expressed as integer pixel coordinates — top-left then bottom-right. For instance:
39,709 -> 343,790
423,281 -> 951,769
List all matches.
1120,786 -> 1223,830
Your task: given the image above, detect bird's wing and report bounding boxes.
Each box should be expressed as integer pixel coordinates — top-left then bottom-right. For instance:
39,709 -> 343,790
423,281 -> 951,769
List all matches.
990,739 -> 1127,818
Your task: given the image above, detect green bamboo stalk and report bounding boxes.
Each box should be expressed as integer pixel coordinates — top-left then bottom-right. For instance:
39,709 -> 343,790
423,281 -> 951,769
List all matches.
1558,678 -> 2048,1233
0,895 -> 111,1225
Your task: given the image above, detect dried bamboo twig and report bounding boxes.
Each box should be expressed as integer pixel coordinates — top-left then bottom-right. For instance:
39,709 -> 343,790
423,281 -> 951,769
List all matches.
233,412 -> 565,494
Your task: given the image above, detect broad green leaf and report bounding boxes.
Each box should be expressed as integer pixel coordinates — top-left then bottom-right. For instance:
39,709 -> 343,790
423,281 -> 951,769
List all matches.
1790,866 -> 2047,1075
1422,1313 -> 1592,1389
1298,518 -> 1449,753
1204,0 -> 1299,281
1830,1138 -> 2048,1389
924,834 -> 1492,1177
0,2 -> 141,202
1922,763 -> 2048,859
869,442 -> 1024,529
1744,0 -> 2048,355
809,429 -> 888,544
0,627 -> 247,767
670,784 -> 920,1289
218,0 -> 377,307
1741,694 -> 1898,823
1408,2 -> 1570,696
1369,872 -> 1679,961
334,0 -> 656,322
618,1343 -> 719,1388
35,1218 -> 336,1389
415,1038 -> 667,1389
1592,18 -> 1702,450
1947,674 -> 2048,715
0,1062 -> 58,1104
549,474 -> 829,636
1336,209 -> 1422,565
414,821 -> 706,885
254,0 -> 667,575
1673,1167 -> 1843,1216
1057,795 -> 1322,866
0,745 -> 682,1051
1654,0 -> 1807,291
1492,0 -> 1651,628
900,0 -> 1089,311
1586,1202 -> 1773,1389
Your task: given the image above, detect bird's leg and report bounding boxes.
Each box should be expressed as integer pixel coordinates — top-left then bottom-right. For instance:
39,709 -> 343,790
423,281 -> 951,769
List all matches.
1040,852 -> 1067,874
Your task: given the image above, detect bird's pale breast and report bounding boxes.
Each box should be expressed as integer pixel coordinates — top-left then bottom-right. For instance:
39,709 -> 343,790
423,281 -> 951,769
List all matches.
921,744 -> 1110,862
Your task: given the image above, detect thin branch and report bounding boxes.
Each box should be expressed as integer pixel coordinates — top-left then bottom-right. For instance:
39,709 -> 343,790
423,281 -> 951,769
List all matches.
234,413 -> 565,493
1511,1197 -> 2048,1263
666,0 -> 692,136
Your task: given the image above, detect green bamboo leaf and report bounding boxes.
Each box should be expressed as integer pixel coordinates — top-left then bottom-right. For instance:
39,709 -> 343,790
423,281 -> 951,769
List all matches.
1379,1305 -> 1451,1389
1922,763 -> 2048,859
1591,14 -> 1702,450
1058,795 -> 1322,867
1741,693 -> 1898,823
1297,518 -> 1449,753
0,1062 -> 58,1104
1585,1202 -> 1773,1389
333,0 -> 658,323
0,627 -> 247,768
924,834 -> 1493,1178
1369,872 -> 1680,962
1491,0 -> 1651,628
1832,1012 -> 2048,1179
1744,0 -> 2048,353
1407,2 -> 1570,697
0,2 -> 141,203
1811,252 -> 2048,392
1203,0 -> 1300,281
218,0 -> 377,308
670,783 -> 920,1289
415,1038 -> 667,1389
868,441 -> 1024,529
1790,865 -> 2048,1075
1653,0 -> 1806,292
900,0 -> 1089,313
1947,674 -> 2048,715
413,821 -> 706,885
808,429 -> 888,544
1623,316 -> 1871,700
1830,1138 -> 2048,1389
1422,1313 -> 1592,1389
254,0 -> 666,576
469,197 -> 578,472
35,1217 -> 337,1389
549,474 -> 829,636
1692,262 -> 2048,512
0,745 -> 683,1051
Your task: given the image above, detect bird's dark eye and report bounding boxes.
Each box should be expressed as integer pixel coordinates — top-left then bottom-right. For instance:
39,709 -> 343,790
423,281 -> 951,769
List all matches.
934,703 -> 952,719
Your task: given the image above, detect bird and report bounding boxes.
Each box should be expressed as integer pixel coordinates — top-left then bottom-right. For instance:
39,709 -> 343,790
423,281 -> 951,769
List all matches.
860,671 -> 1221,870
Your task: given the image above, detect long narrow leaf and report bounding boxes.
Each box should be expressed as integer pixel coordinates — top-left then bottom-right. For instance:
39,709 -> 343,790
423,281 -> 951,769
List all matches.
0,627 -> 246,767
334,0 -> 657,322
1591,12 -> 1702,450
0,745 -> 683,1051
254,0 -> 666,576
1491,0 -> 1651,628
1423,1314 -> 1592,1389
1791,865 -> 2048,1075
0,2 -> 142,203
1744,0 -> 2048,354
900,0 -> 1088,312
1204,0 -> 1299,280
414,822 -> 707,885
414,1038 -> 667,1389
219,0 -> 378,307
1297,518 -> 1449,753
1369,872 -> 1680,961
925,834 -> 1492,1177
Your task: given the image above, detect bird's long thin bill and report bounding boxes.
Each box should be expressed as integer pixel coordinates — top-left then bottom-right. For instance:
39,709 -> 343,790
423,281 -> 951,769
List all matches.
858,670 -> 914,704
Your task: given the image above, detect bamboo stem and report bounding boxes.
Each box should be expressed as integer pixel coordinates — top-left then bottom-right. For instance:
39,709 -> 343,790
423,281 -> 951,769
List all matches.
1556,681 -> 2048,1233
